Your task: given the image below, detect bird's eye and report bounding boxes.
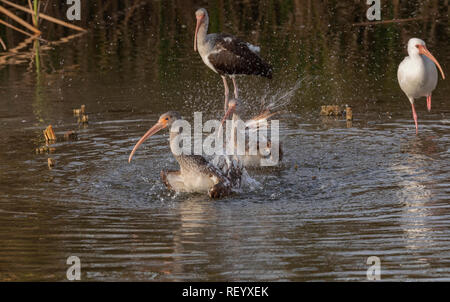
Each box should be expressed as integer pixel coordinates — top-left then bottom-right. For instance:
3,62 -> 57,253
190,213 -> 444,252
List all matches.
415,45 -> 420,48
166,117 -> 169,120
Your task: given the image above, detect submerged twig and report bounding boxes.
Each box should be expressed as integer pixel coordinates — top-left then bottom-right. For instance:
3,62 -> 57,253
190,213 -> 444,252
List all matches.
346,106 -> 353,121
47,158 -> 55,169
73,104 -> 86,116
43,125 -> 56,142
78,115 -> 88,124
64,131 -> 77,141
35,145 -> 55,154
320,105 -> 344,116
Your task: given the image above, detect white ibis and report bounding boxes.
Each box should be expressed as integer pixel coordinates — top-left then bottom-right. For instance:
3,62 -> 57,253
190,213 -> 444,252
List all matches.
128,111 -> 244,198
194,8 -> 273,112
397,38 -> 445,134
220,99 -> 282,167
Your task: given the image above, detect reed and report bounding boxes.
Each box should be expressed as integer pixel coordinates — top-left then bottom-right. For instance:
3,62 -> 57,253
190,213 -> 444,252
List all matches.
27,0 -> 38,28
0,4 -> 41,34
1,0 -> 86,32
32,0 -> 38,27
0,36 -> 5,50
0,0 -> 447,73
33,38 -> 39,72
0,0 -> 86,52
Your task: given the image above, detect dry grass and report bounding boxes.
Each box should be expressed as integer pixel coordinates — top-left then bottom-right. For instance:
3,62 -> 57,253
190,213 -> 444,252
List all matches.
0,36 -> 5,50
1,0 -> 86,32
0,0 -> 86,51
0,4 -> 41,34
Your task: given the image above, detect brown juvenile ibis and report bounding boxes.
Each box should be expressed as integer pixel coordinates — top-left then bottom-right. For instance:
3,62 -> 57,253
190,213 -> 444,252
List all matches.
128,111 -> 244,198
194,8 -> 273,112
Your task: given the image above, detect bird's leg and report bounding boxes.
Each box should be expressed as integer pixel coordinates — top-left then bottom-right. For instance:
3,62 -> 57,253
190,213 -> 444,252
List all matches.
231,76 -> 239,99
411,102 -> 418,135
222,76 -> 230,113
427,95 -> 432,112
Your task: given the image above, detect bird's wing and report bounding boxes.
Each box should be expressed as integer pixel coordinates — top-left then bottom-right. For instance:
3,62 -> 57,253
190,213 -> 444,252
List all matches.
207,34 -> 272,77
397,57 -> 409,86
180,155 -> 229,185
212,33 -> 258,55
397,56 -> 428,97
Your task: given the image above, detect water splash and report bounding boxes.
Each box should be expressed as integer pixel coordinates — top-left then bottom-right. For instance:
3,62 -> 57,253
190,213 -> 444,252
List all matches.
251,76 -> 312,114
211,153 -> 261,192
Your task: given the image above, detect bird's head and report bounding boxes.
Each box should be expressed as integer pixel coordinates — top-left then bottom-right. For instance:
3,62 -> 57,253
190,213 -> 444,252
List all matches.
195,8 -> 208,20
407,38 -> 445,80
159,111 -> 181,128
128,111 -> 181,163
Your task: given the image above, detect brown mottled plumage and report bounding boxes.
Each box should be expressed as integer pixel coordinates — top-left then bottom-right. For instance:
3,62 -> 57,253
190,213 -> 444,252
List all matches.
194,8 -> 272,111
208,33 -> 272,78
129,112 -> 239,199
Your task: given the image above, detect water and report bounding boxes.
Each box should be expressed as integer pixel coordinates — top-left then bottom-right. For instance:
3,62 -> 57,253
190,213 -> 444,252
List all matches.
0,1 -> 449,281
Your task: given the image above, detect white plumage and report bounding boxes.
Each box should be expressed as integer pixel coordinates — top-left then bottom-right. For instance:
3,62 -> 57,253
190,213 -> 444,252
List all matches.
397,38 -> 445,134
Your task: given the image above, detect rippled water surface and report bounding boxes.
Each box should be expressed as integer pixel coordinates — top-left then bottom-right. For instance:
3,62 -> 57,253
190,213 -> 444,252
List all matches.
0,1 -> 449,281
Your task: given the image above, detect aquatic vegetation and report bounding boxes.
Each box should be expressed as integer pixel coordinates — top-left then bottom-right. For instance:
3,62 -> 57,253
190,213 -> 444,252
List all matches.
0,0 -> 86,69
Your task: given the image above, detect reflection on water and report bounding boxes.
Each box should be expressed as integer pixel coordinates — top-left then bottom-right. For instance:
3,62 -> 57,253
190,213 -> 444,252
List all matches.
391,157 -> 437,278
0,0 -> 449,281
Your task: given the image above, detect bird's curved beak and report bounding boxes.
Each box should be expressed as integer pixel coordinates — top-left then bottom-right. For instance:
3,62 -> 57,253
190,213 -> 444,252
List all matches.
194,16 -> 203,52
128,120 -> 167,163
418,45 -> 446,80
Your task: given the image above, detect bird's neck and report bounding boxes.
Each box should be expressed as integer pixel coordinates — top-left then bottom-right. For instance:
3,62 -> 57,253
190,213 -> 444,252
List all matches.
196,19 -> 209,49
408,51 -> 423,61
410,53 -> 427,70
169,129 -> 181,153
169,129 -> 189,164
